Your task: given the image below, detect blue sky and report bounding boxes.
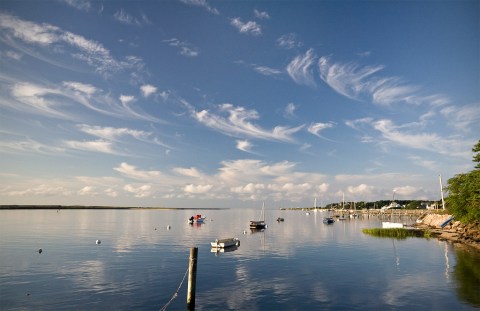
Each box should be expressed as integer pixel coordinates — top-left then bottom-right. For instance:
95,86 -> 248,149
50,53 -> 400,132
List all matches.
0,0 -> 478,208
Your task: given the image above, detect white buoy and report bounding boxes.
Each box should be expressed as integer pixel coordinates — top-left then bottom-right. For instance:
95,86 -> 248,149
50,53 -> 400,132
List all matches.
96,240 -> 101,245
243,230 -> 247,234
166,225 -> 171,230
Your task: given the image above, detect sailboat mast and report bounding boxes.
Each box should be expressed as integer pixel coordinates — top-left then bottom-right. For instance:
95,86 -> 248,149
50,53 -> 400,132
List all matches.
439,175 -> 445,210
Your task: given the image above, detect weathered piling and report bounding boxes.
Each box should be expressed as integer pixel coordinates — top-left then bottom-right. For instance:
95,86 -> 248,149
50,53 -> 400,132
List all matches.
187,247 -> 198,310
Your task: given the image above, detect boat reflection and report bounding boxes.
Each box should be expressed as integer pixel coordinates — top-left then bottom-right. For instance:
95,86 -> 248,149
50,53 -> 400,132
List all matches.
210,245 -> 239,255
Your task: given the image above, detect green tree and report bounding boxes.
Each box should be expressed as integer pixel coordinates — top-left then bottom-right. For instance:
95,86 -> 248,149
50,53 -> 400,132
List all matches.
473,140 -> 480,169
445,139 -> 480,223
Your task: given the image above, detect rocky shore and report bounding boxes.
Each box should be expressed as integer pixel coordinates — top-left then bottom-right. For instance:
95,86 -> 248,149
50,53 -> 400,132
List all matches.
415,213 -> 480,251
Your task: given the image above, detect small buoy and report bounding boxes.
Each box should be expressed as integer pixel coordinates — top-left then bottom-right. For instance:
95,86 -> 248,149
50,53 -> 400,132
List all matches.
38,248 -> 42,254
154,227 -> 157,230
243,230 -> 247,234
96,240 -> 101,245
166,225 -> 171,230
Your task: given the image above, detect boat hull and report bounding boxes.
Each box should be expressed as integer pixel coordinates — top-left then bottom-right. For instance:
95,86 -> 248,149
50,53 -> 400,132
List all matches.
211,238 -> 240,248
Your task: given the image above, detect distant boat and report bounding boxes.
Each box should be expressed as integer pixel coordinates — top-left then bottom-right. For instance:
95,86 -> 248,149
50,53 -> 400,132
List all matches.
188,214 -> 206,224
211,237 -> 240,249
323,217 -> 335,224
250,201 -> 267,230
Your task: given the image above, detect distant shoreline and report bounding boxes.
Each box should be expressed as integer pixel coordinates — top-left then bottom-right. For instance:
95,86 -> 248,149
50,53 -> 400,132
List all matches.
0,205 -> 227,210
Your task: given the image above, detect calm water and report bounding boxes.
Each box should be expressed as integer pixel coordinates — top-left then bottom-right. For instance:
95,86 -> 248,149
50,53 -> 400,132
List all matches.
1,209 -> 479,310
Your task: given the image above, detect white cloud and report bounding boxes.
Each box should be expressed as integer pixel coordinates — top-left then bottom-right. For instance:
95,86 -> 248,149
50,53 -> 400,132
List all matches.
123,184 -> 151,197
1,50 -> 23,61
173,167 -> 203,178
287,49 -> 316,87
163,38 -> 199,57
184,184 -> 212,194
140,84 -> 157,97
276,33 -> 301,50
254,66 -> 282,76
440,104 -> 480,132
0,138 -> 65,155
308,122 -> 334,137
236,140 -> 253,152
78,186 -> 96,195
254,9 -> 270,19
113,9 -> 150,26
346,184 -> 374,196
371,119 -> 472,159
59,0 -> 91,11
114,162 -> 162,181
230,18 -> 262,36
393,185 -> 419,197
179,0 -> 219,15
318,56 -> 451,107
63,81 -> 97,96
284,103 -> 297,118
193,103 -> 304,142
5,80 -> 161,122
119,95 -> 135,105
0,12 -> 144,77
64,139 -> 116,154
77,124 -> 150,141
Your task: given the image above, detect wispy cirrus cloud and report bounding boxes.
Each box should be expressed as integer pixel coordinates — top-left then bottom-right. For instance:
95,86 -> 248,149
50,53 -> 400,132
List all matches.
0,12 -> 144,77
58,0 -> 92,11
179,0 -> 219,15
276,33 -> 302,50
284,103 -> 297,119
0,137 -> 65,155
254,9 -> 270,19
77,124 -> 171,148
3,79 -> 162,123
308,122 -> 335,138
230,18 -> 262,36
114,162 -> 162,181
163,38 -> 199,57
286,49 -> 316,87
236,140 -> 254,153
113,9 -> 150,26
63,139 -> 116,154
254,65 -> 282,76
440,104 -> 480,133
351,117 -> 473,159
318,56 -> 450,107
189,103 -> 304,142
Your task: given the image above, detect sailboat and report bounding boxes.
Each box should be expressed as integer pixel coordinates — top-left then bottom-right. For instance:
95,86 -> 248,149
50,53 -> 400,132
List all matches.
250,201 -> 267,230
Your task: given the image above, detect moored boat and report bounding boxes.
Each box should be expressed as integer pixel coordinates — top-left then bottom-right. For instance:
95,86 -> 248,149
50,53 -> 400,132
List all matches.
323,217 -> 335,224
188,214 -> 206,224
210,237 -> 240,248
250,201 -> 267,230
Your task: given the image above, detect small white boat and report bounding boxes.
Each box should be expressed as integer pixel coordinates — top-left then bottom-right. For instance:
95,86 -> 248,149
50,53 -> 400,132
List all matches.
382,222 -> 404,229
210,237 -> 240,248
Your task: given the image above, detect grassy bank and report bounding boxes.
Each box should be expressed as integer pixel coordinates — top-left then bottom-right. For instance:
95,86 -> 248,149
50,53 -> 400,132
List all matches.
362,228 -> 430,239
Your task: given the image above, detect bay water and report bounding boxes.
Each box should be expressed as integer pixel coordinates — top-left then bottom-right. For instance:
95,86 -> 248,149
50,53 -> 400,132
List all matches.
0,209 -> 479,310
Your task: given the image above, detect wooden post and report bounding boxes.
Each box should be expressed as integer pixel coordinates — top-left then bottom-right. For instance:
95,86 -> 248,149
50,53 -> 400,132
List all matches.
186,247 -> 198,310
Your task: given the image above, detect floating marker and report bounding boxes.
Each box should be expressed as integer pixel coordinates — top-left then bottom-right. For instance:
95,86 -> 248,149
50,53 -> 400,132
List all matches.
38,248 -> 42,254
166,225 -> 171,230
96,240 -> 101,245
243,230 -> 247,234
